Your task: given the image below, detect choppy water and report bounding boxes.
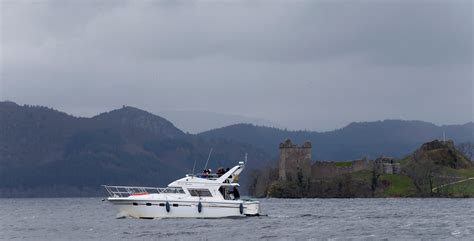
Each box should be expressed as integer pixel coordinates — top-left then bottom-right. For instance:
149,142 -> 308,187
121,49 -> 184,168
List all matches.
1,198 -> 473,240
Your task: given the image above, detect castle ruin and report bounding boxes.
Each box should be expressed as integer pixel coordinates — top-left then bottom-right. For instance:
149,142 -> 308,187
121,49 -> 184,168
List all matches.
374,156 -> 401,175
278,139 -> 312,182
278,139 -> 400,181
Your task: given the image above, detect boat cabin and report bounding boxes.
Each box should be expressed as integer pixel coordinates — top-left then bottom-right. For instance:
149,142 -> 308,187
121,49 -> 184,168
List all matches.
104,161 -> 245,201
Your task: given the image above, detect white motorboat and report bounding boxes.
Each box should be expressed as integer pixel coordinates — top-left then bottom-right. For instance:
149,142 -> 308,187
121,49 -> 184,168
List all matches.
103,161 -> 261,218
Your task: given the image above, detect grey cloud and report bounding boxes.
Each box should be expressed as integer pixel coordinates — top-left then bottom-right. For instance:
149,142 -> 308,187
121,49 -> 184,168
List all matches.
64,0 -> 472,66
1,0 -> 472,131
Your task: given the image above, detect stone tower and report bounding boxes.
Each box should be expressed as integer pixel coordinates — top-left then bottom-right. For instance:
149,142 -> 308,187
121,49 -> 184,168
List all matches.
278,139 -> 312,182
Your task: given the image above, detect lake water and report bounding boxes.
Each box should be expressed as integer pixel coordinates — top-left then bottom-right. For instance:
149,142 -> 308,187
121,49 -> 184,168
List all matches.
1,198 -> 473,240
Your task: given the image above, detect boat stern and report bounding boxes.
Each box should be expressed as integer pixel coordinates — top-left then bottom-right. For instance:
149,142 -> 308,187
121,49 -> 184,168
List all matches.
243,200 -> 261,216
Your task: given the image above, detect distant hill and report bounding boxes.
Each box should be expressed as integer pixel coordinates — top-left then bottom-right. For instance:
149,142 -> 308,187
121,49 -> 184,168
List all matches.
93,106 -> 185,139
157,110 -> 279,134
198,121 -> 474,160
0,101 -> 271,197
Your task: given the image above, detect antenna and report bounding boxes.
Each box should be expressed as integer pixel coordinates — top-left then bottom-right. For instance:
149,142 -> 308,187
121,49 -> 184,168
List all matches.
443,130 -> 446,142
192,159 -> 197,177
204,148 -> 213,170
245,152 -> 248,164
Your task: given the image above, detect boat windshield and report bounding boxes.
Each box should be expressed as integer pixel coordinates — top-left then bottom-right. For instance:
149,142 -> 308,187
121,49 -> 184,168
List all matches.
186,173 -> 232,180
198,174 -> 219,179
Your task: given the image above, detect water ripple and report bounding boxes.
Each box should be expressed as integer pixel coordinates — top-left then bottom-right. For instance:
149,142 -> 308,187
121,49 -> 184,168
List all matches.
1,198 -> 473,240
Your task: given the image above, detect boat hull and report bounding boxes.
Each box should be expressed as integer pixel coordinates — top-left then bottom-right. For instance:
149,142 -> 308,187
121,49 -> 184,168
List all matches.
108,198 -> 260,218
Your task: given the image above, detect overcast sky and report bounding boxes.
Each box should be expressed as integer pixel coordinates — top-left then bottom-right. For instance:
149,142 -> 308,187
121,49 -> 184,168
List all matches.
1,0 -> 472,131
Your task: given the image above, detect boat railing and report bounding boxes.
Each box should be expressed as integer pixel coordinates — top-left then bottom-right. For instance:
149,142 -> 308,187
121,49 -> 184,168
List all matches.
102,185 -> 184,197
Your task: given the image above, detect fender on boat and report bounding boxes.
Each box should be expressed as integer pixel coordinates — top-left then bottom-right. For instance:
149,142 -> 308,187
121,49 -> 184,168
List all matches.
239,203 -> 244,214
165,201 -> 170,212
197,201 -> 202,213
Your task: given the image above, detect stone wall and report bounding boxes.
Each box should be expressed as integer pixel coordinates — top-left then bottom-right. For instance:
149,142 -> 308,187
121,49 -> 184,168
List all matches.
311,159 -> 368,179
311,162 -> 339,178
352,159 -> 368,171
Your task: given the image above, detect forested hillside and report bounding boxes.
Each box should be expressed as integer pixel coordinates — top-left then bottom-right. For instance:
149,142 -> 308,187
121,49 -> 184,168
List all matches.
0,101 -> 270,197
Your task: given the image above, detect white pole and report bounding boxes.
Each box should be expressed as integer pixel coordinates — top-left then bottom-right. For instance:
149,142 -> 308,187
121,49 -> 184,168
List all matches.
192,159 -> 197,177
204,148 -> 213,170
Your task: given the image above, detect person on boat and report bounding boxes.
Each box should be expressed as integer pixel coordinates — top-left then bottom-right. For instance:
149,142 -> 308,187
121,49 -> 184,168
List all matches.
216,167 -> 225,177
202,169 -> 210,178
233,186 -> 240,199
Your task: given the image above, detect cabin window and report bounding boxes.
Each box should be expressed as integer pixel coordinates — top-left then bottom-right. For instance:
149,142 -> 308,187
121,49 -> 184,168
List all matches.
146,203 -> 152,206
132,202 -> 138,206
162,187 -> 185,194
188,188 -> 213,197
172,203 -> 179,207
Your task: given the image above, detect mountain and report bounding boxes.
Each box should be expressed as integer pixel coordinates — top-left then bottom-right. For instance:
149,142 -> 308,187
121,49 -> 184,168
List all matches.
198,120 -> 474,160
157,110 -> 279,134
94,106 -> 185,139
0,102 -> 271,197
